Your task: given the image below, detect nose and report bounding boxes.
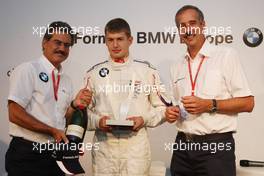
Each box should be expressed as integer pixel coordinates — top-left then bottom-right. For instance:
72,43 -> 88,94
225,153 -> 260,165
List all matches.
55,40 -> 70,51
113,40 -> 118,48
59,43 -> 68,51
185,24 -> 192,31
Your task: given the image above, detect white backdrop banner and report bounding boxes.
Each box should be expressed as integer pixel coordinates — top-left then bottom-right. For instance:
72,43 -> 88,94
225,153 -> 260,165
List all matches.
1,0 -> 263,175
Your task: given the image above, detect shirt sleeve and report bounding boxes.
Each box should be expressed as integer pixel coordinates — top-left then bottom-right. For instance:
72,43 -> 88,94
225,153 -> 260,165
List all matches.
8,63 -> 34,108
85,71 -> 102,130
223,48 -> 253,97
143,69 -> 167,127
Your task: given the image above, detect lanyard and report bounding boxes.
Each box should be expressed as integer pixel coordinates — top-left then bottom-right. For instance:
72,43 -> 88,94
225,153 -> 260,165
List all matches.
187,55 -> 205,96
52,69 -> 61,101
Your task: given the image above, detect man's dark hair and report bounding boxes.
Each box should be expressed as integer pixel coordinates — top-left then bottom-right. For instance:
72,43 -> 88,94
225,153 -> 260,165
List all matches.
104,18 -> 131,37
175,5 -> 204,27
43,21 -> 76,46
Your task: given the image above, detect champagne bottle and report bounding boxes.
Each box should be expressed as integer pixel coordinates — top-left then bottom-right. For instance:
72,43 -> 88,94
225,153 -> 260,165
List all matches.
66,105 -> 88,144
53,105 -> 87,175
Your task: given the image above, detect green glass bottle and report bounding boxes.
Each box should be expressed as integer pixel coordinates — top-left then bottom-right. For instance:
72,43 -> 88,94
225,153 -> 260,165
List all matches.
66,106 -> 88,144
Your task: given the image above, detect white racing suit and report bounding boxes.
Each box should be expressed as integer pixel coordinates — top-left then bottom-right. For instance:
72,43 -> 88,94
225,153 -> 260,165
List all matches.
85,56 -> 167,176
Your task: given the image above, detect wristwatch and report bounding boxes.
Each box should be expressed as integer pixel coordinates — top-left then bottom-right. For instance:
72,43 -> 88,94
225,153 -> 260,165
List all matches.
210,99 -> 217,113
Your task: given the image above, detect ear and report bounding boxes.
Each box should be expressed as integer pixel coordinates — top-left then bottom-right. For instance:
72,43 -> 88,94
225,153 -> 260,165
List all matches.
180,38 -> 184,44
201,20 -> 206,28
201,20 -> 206,34
42,39 -> 47,50
128,36 -> 133,45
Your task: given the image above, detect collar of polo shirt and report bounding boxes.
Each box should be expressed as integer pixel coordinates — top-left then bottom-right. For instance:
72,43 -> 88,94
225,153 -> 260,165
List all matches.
184,40 -> 214,60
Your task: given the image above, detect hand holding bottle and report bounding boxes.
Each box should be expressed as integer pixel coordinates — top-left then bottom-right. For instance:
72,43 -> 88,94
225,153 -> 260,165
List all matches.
73,88 -> 92,109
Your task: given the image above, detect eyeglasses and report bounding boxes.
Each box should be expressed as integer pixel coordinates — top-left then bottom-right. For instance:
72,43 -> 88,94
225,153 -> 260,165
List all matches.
51,39 -> 71,49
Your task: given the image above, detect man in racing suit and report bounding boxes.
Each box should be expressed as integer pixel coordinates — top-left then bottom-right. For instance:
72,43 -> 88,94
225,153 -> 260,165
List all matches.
85,18 -> 167,176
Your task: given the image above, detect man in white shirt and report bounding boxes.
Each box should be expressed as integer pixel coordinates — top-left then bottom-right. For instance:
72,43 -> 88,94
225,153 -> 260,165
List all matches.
86,18 -> 166,176
5,21 -> 91,176
165,5 -> 254,176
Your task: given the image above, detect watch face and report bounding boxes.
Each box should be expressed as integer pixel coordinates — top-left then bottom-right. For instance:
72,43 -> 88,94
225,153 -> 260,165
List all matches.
211,99 -> 217,113
211,107 -> 217,113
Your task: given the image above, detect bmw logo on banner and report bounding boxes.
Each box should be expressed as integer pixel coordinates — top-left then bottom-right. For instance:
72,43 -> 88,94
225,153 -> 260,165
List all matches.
243,27 -> 263,47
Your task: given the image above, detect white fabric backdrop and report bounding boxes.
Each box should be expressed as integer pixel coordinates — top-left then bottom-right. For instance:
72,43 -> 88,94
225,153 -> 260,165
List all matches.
1,0 -> 263,175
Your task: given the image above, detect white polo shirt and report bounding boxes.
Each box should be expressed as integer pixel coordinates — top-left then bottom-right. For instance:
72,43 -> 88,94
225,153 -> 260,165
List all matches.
8,55 -> 74,143
170,41 -> 252,135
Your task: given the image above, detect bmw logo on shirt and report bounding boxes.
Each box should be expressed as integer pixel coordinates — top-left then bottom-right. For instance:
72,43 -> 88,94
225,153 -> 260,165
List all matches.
39,72 -> 49,82
243,27 -> 263,47
99,68 -> 109,77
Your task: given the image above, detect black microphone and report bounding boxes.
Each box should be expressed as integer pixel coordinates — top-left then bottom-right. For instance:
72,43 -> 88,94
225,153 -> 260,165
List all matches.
240,160 -> 264,167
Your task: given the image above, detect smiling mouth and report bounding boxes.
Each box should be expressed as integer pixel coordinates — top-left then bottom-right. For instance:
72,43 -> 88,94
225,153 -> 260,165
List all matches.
184,32 -> 196,40
55,52 -> 66,57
